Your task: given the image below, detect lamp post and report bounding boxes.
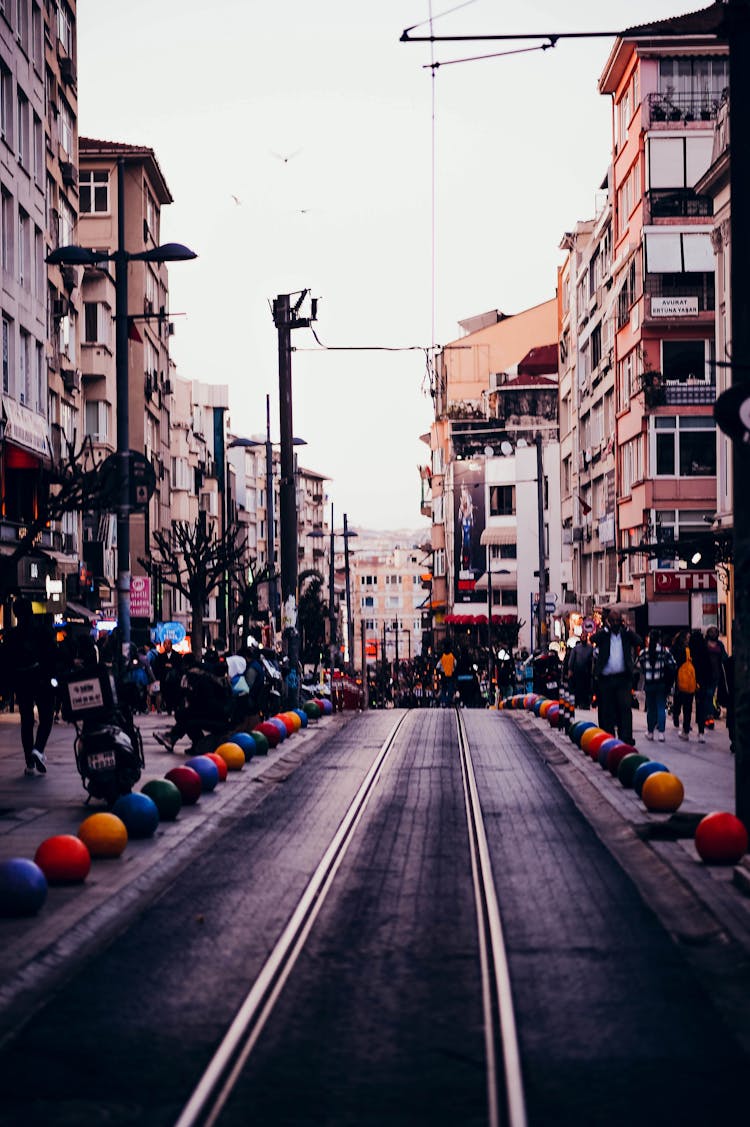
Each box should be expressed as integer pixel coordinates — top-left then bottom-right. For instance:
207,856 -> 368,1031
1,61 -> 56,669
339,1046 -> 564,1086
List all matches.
48,158 -> 196,665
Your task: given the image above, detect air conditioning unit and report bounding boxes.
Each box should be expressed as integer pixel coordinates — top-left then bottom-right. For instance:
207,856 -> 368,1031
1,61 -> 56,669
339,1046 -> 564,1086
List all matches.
168,322 -> 175,336
60,160 -> 78,187
144,373 -> 153,398
61,368 -> 80,391
52,297 -> 68,320
61,264 -> 77,291
572,526 -> 584,542
163,379 -> 172,395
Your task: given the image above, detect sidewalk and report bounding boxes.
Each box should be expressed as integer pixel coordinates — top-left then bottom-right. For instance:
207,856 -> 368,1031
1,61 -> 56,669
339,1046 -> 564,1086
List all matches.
512,695 -> 750,959
0,706 -> 345,1044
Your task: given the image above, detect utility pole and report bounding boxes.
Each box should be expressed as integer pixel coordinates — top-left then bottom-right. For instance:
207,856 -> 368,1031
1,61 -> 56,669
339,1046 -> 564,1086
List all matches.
344,512 -> 354,671
272,290 -> 317,709
728,0 -> 750,829
114,157 -> 131,663
265,394 -> 277,634
328,504 -> 337,685
535,433 -> 548,652
487,547 -> 493,697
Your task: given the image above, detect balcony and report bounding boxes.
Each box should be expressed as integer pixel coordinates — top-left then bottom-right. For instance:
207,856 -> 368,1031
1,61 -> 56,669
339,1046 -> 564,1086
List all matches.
646,189 -> 712,221
645,272 -> 715,317
646,91 -> 722,127
641,372 -> 716,408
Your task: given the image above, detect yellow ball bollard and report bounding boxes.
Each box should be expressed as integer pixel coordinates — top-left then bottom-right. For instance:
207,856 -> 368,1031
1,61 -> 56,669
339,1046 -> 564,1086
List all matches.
214,742 -> 246,771
78,812 -> 128,858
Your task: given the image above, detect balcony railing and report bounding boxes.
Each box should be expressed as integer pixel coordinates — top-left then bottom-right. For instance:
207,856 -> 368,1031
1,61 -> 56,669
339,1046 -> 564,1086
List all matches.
647,91 -> 722,125
642,377 -> 716,407
646,189 -> 712,220
645,272 -> 715,314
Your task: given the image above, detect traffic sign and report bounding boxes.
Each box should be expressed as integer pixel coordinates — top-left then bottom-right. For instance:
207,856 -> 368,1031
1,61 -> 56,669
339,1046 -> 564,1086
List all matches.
533,598 -> 558,614
99,451 -> 157,512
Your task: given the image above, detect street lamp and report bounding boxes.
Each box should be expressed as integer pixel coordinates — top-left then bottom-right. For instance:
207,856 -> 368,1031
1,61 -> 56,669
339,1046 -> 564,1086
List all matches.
309,513 -> 358,673
47,157 -> 196,664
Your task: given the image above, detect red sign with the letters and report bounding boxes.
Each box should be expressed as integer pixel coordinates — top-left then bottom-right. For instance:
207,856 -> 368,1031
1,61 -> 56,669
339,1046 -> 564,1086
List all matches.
654,570 -> 717,593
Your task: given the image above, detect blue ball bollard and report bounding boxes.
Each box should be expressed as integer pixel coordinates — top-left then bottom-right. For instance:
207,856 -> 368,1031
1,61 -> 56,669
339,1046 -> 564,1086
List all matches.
634,760 -> 670,798
112,792 -> 160,839
0,858 -> 48,917
225,732 -> 258,762
597,737 -> 623,771
184,755 -> 221,792
268,717 -> 289,741
294,708 -> 309,728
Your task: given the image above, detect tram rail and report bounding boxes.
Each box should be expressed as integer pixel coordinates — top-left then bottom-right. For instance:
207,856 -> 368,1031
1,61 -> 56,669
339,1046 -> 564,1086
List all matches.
175,708 -> 528,1127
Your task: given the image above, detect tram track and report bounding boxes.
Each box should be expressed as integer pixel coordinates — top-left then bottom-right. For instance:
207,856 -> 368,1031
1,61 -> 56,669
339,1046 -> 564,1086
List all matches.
175,707 -> 528,1127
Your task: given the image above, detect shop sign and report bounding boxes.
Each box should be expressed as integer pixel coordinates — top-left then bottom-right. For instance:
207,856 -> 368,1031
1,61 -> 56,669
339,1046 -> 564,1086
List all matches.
129,575 -> 151,617
651,296 -> 699,317
654,570 -> 716,593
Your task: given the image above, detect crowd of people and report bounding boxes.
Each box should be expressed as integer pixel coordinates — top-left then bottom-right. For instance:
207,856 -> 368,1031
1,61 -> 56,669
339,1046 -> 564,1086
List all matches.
562,612 -> 733,751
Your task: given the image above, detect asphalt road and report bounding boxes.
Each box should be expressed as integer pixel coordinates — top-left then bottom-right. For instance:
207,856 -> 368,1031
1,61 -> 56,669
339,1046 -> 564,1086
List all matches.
0,709 -> 747,1127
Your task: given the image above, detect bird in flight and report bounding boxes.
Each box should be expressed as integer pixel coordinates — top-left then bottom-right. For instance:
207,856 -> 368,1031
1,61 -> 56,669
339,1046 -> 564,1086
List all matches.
230,194 -> 242,206
270,149 -> 302,164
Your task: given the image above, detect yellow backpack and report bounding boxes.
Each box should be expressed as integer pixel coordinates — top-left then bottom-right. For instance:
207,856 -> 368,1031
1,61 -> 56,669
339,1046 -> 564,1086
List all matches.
676,646 -> 697,694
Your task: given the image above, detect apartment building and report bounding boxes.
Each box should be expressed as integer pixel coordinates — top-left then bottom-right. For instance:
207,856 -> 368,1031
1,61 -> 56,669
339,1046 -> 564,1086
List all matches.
598,4 -> 727,637
558,188 -> 618,620
77,138 -> 177,632
0,1 -> 78,618
424,300 -> 560,651
352,545 -> 424,672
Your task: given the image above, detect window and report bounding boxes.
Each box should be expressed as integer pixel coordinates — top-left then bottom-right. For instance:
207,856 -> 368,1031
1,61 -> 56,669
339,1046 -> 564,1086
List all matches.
16,88 -> 28,168
34,225 -> 42,300
18,328 -> 29,404
644,229 -> 714,273
434,548 -> 445,577
647,135 -> 713,190
1,187 -> 12,274
35,339 -> 42,409
653,416 -> 716,477
59,195 -> 73,245
498,543 -> 517,560
79,169 -> 109,214
501,590 -> 518,607
0,64 -> 11,146
58,96 -> 73,156
659,57 -> 728,103
361,596 -> 374,609
16,0 -> 28,53
57,1 -> 73,55
489,484 -> 515,516
84,301 -> 111,345
31,3 -> 42,71
386,596 -> 402,609
32,111 -> 41,185
2,314 -> 9,393
17,208 -> 28,287
662,339 -> 709,383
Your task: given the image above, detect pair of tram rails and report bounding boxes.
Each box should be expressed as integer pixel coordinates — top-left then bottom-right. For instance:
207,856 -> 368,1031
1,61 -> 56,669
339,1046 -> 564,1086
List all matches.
175,709 -> 528,1127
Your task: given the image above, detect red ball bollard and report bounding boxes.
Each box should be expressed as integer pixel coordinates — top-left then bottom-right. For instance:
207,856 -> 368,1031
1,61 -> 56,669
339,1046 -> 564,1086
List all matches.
694,812 -> 749,864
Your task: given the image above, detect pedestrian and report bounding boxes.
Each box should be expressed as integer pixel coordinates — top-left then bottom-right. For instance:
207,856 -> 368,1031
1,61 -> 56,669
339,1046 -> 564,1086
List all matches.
0,597 -> 59,775
705,625 -> 727,723
689,629 -> 713,742
670,629 -> 701,741
592,609 -> 642,745
566,633 -> 594,708
437,643 -> 456,707
718,649 -> 735,754
636,629 -> 675,742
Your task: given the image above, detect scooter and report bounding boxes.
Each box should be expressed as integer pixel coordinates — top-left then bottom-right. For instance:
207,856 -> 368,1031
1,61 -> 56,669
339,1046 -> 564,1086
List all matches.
59,666 -> 145,805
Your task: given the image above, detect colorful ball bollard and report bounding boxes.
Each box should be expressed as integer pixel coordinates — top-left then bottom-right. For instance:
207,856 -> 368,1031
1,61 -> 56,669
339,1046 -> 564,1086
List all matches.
260,721 -> 282,747
318,698 -> 333,716
294,709 -> 309,728
282,711 -> 302,732
569,720 -> 596,746
585,730 -> 612,761
0,858 -> 48,917
597,738 -> 623,770
214,742 -> 245,771
303,701 -> 321,720
523,694 -> 537,709
204,751 -> 229,780
226,732 -> 258,762
634,760 -> 670,798
641,772 -> 684,813
184,755 -> 221,792
269,717 -> 289,740
34,835 -> 91,884
275,714 -> 296,736
249,731 -> 270,756
78,812 -> 128,858
112,792 -> 160,839
608,744 -> 636,778
694,812 -> 749,864
546,704 -> 561,728
142,778 -> 183,820
579,727 -> 606,756
532,699 -> 545,716
538,699 -> 553,719
165,765 -> 202,805
617,753 -> 651,789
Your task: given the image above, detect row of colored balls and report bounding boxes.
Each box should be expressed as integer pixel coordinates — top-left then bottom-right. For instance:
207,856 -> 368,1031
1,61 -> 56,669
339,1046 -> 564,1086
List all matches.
0,704 -> 331,918
506,695 -> 749,866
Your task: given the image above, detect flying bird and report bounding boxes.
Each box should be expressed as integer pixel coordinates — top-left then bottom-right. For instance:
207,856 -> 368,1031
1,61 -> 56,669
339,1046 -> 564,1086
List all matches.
270,148 -> 302,165
230,194 -> 242,206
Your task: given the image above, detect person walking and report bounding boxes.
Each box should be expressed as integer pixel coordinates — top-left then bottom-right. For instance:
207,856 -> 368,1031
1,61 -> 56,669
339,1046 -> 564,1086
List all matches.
636,629 -> 675,742
671,629 -> 697,740
437,643 -> 456,708
705,625 -> 727,724
689,629 -> 713,743
0,597 -> 59,775
592,610 -> 642,745
566,633 -> 594,708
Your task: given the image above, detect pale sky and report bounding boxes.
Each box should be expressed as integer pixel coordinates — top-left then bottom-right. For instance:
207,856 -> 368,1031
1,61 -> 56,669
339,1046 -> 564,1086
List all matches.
77,0 -> 700,530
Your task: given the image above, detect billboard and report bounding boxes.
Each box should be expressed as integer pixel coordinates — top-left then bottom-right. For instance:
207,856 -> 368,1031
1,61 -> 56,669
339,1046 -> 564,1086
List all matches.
453,460 -> 486,604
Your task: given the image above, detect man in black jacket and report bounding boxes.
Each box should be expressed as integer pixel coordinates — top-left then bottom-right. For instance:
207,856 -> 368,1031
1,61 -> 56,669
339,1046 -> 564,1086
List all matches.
592,610 -> 642,745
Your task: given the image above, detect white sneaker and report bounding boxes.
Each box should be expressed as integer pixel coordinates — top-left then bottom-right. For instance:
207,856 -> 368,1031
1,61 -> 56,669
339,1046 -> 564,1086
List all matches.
31,749 -> 47,773
698,734 -> 706,743
646,731 -> 654,741
658,733 -> 666,742
678,731 -> 689,741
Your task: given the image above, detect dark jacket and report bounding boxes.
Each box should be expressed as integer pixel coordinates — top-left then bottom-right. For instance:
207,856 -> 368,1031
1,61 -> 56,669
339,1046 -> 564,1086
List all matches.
592,626 -> 641,678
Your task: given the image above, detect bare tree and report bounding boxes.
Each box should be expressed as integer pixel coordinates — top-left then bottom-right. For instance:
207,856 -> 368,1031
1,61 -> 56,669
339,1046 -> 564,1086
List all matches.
141,516 -> 248,658
0,435 -> 107,600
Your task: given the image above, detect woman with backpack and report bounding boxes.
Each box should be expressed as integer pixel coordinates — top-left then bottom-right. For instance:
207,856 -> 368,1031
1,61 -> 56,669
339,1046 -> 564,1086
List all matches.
671,628 -> 711,742
636,629 -> 675,741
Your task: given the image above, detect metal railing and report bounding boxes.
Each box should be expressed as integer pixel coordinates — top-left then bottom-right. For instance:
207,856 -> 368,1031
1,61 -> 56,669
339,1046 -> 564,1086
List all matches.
646,189 -> 712,220
645,272 -> 715,313
647,91 -> 722,125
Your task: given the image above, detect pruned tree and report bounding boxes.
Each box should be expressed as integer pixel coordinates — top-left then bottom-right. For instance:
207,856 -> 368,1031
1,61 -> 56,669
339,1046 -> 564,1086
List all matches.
231,560 -> 269,648
298,569 -> 328,671
140,516 -> 249,658
0,434 -> 108,601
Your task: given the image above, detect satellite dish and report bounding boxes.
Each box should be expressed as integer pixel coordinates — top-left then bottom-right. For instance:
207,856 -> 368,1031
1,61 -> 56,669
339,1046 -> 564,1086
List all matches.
500,440 -> 513,456
516,438 -> 528,448
484,445 -> 494,457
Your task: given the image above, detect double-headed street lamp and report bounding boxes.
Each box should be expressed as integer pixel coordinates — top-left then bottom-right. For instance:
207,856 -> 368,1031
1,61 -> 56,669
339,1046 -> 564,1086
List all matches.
47,157 -> 196,661
309,511 -> 358,675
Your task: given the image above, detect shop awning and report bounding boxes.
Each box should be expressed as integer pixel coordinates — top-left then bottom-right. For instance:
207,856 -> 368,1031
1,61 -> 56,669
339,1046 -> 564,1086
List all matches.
1,396 -> 51,458
480,527 -> 517,546
473,569 -> 517,591
63,601 -> 96,625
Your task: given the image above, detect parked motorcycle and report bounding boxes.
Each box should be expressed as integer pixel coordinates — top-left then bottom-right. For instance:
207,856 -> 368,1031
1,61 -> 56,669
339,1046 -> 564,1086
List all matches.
59,666 -> 145,805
